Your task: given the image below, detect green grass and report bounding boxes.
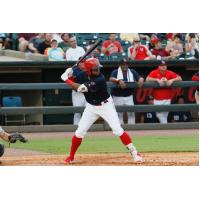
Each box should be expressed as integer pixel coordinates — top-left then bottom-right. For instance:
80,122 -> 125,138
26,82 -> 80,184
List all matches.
2,134 -> 199,154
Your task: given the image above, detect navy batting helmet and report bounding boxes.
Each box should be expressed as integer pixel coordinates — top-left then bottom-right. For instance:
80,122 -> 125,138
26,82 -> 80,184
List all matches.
0,144 -> 5,157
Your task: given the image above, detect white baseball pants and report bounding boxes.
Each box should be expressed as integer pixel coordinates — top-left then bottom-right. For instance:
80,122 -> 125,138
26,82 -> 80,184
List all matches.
75,96 -> 124,138
112,95 -> 135,124
72,90 -> 86,125
154,99 -> 171,124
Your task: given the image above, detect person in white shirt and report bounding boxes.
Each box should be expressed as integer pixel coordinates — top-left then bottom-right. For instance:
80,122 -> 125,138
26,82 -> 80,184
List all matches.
66,37 -> 85,61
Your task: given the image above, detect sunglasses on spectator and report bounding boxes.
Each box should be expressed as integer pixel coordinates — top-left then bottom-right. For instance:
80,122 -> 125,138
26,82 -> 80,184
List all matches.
134,40 -> 140,43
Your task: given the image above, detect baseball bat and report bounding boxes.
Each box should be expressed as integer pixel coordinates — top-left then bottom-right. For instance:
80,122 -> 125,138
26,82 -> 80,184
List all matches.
71,39 -> 102,68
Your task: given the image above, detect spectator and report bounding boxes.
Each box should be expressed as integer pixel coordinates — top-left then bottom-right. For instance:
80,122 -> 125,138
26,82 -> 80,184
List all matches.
120,33 -> 137,43
146,60 -> 182,124
28,33 -> 45,53
46,40 -> 65,61
140,95 -> 159,123
37,33 -> 52,54
192,71 -> 199,104
151,36 -> 171,60
109,58 -> 144,124
17,33 -> 37,52
128,35 -> 156,60
168,96 -> 192,122
185,33 -> 199,59
101,33 -> 123,56
58,33 -> 71,53
71,58 -> 86,125
165,34 -> 183,59
0,33 -> 12,49
66,37 -> 85,61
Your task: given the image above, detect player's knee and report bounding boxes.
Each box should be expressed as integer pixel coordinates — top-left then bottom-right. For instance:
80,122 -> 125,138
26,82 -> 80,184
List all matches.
0,144 -> 5,157
75,129 -> 86,138
112,127 -> 124,136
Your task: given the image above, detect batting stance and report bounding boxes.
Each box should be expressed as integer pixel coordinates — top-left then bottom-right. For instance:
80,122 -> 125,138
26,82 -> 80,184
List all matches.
61,58 -> 143,164
0,126 -> 27,163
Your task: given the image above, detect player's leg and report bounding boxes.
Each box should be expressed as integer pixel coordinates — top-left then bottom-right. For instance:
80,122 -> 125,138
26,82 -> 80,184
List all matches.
125,95 -> 135,124
100,100 -> 143,163
112,96 -> 124,124
64,105 -> 99,164
72,91 -> 85,125
154,99 -> 170,124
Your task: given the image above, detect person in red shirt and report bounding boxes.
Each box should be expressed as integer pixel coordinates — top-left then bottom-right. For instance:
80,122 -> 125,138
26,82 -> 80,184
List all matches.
18,33 -> 37,52
101,33 -> 123,56
128,35 -> 156,60
151,37 -> 171,60
146,60 -> 182,124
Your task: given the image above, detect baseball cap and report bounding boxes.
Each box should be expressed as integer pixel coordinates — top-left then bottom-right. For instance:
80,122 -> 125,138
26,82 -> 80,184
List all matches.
159,60 -> 167,66
120,58 -> 128,64
151,36 -> 160,45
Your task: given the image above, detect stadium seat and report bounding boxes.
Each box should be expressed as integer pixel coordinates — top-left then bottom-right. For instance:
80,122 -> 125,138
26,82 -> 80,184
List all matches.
2,96 -> 26,125
109,53 -> 123,61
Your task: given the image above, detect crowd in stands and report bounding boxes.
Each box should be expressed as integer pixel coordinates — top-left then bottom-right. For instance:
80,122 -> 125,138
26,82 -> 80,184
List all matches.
0,33 -> 199,61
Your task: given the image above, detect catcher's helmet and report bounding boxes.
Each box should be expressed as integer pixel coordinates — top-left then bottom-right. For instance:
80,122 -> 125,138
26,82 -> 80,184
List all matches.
0,144 -> 5,157
84,58 -> 102,75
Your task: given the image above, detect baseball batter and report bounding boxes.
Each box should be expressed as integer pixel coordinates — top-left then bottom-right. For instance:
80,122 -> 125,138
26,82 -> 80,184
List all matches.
61,58 -> 143,164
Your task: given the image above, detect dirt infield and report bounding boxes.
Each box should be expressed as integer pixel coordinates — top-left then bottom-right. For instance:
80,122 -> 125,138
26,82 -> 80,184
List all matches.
0,129 -> 198,166
1,152 -> 198,166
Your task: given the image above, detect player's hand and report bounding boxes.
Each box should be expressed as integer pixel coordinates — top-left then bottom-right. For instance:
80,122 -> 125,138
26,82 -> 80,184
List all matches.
166,79 -> 174,86
157,79 -> 165,87
77,84 -> 88,93
61,68 -> 73,81
8,133 -> 28,144
118,80 -> 127,89
137,78 -> 144,88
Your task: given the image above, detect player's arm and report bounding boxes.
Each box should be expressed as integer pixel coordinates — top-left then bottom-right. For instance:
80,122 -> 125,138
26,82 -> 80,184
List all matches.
109,70 -> 121,84
0,127 -> 9,141
146,74 -> 165,87
61,68 -> 81,91
110,70 -> 127,89
166,74 -> 182,86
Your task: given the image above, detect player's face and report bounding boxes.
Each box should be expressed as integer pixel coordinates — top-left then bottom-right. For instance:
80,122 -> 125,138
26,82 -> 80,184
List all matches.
121,64 -> 128,72
79,62 -> 85,71
159,65 -> 167,73
91,67 -> 100,76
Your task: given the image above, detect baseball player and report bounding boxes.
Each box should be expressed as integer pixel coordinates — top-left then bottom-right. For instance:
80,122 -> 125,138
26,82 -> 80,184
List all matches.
110,58 -> 144,124
168,95 -> 192,123
140,95 -> 159,123
0,126 -> 27,163
61,58 -> 143,164
146,60 -> 182,124
71,59 -> 86,125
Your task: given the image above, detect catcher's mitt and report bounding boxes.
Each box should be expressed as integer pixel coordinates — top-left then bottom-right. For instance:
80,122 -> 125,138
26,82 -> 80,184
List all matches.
8,133 -> 28,144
